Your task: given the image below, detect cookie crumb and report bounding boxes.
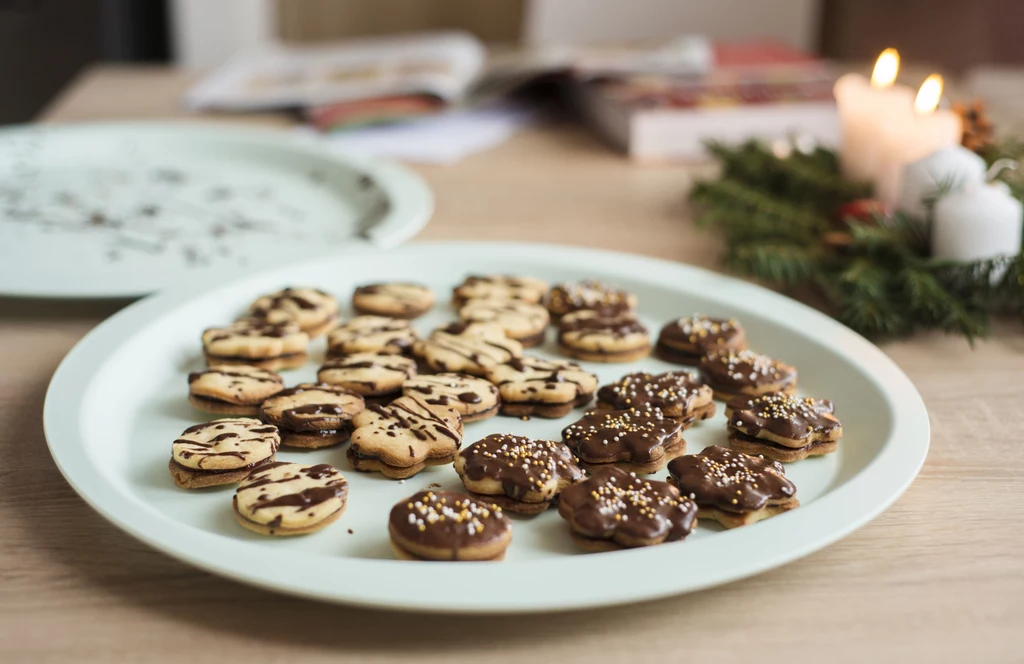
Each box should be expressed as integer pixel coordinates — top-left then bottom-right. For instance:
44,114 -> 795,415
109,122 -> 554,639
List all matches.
427,482 -> 442,489
347,528 -> 354,534
397,479 -> 406,485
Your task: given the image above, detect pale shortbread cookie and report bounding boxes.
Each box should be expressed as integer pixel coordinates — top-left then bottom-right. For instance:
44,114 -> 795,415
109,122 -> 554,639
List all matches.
402,373 -> 500,422
317,352 -> 417,400
388,490 -> 511,561
348,395 -> 463,479
187,365 -> 285,416
202,318 -> 309,371
352,282 -> 435,319
326,315 -> 419,357
259,383 -> 365,449
655,314 -> 746,365
558,467 -> 698,551
562,408 -> 685,474
485,356 -> 597,418
248,287 -> 339,338
452,275 -> 549,307
233,462 -> 348,536
169,418 -> 280,489
557,308 -> 650,363
596,371 -> 715,426
412,324 -> 522,377
458,299 -> 549,347
455,434 -> 585,515
667,445 -> 799,528
699,349 -> 798,402
545,280 -> 637,319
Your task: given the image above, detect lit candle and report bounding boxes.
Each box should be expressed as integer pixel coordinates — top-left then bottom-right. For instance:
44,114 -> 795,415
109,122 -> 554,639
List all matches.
833,49 -> 915,182
932,180 -> 1022,264
898,144 -> 986,219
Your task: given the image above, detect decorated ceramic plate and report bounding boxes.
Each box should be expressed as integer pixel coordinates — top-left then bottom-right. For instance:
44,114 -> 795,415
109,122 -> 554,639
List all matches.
43,242 -> 929,612
0,122 -> 432,298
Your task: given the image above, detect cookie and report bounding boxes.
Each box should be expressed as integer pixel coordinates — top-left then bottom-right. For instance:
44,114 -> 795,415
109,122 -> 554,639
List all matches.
352,282 -> 435,319
545,280 -> 637,319
452,275 -> 549,307
485,356 -> 598,418
259,383 -> 365,449
558,466 -> 698,551
699,349 -> 798,402
317,352 -> 417,402
202,318 -> 309,371
233,462 -> 348,536
656,314 -> 747,365
557,307 -> 650,363
248,287 -> 339,338
595,371 -> 716,426
726,392 -> 842,462
667,445 -> 798,528
402,373 -> 500,422
389,490 -> 512,561
326,315 -> 419,357
412,324 -> 522,377
458,299 -> 549,347
454,434 -> 585,515
562,408 -> 685,474
187,365 -> 285,416
348,396 -> 463,479
168,418 -> 280,489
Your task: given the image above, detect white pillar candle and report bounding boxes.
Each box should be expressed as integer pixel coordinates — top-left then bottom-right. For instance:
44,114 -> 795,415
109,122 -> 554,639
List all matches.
898,145 -> 986,219
932,181 -> 1023,263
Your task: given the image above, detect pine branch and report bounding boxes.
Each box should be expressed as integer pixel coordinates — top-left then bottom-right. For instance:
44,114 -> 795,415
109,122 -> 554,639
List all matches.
691,178 -> 831,236
725,243 -> 820,287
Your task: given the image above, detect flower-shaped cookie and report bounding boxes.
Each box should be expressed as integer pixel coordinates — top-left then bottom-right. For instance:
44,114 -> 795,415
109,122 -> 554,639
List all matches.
352,282 -> 435,319
485,356 -> 598,418
402,373 -> 500,422
317,352 -> 417,401
458,299 -> 550,347
187,365 -> 285,416
655,314 -> 746,365
726,392 -> 842,462
248,287 -> 339,337
562,408 -> 685,474
202,318 -> 309,371
545,280 -> 637,319
452,275 -> 549,307
596,371 -> 715,426
326,315 -> 420,357
348,395 -> 463,479
698,348 -> 797,402
412,324 -> 522,376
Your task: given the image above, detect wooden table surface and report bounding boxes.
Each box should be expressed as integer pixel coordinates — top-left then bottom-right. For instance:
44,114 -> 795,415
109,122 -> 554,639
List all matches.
2,66 -> 1022,663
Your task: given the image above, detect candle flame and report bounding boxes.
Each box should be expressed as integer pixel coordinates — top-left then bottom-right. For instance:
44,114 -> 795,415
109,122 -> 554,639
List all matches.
870,48 -> 900,88
914,74 -> 943,114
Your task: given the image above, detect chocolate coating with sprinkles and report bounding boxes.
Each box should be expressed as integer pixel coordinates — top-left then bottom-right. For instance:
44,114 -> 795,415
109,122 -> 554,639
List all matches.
728,393 -> 839,442
562,408 -> 682,464
597,371 -> 709,413
699,348 -> 796,394
545,280 -> 636,318
389,490 -> 510,555
458,434 -> 584,500
667,445 -> 796,513
657,314 -> 745,356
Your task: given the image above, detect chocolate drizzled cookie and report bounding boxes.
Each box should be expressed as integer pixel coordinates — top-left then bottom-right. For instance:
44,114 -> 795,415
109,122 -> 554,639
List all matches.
389,490 -> 512,561
454,434 -> 585,514
259,383 -> 365,449
452,274 -> 549,307
485,355 -> 598,418
317,352 -> 417,402
412,324 -> 523,376
596,370 -> 715,426
557,307 -> 651,363
562,408 -> 685,474
248,287 -> 339,338
202,317 -> 309,371
726,392 -> 842,462
352,282 -> 434,319
402,373 -> 500,422
169,418 -> 280,489
348,395 -> 463,479
326,315 -> 419,357
698,348 -> 797,402
655,314 -> 746,365
233,461 -> 349,536
558,466 -> 698,551
458,299 -> 549,347
667,445 -> 798,528
187,365 -> 285,416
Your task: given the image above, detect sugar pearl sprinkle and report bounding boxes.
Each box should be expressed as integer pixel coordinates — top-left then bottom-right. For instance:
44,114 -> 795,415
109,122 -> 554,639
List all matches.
715,349 -> 782,381
588,472 -> 693,520
737,393 -> 820,423
564,408 -> 667,445
403,491 -> 502,536
607,372 -> 699,407
698,449 -> 780,489
552,280 -> 629,308
471,435 -> 573,488
677,314 -> 737,344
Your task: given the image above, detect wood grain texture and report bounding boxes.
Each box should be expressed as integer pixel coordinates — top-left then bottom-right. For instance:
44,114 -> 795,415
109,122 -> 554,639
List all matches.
2,65 -> 1022,663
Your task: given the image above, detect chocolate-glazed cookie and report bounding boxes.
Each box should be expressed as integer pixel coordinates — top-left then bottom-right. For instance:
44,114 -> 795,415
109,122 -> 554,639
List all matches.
402,373 -> 500,422
389,490 -> 512,561
596,371 -> 715,426
726,392 -> 842,462
698,348 -> 797,402
317,352 -> 417,402
452,274 -> 549,307
233,462 -> 348,536
168,418 -> 280,489
458,299 -> 549,347
248,287 -> 339,338
202,318 -> 309,371
667,445 -> 798,528
259,383 -> 365,449
655,314 -> 746,365
562,408 -> 685,474
557,307 -> 650,363
454,434 -> 585,515
545,280 -> 637,319
188,365 -> 285,416
326,315 -> 419,357
352,282 -> 434,319
558,466 -> 697,552
485,356 -> 598,419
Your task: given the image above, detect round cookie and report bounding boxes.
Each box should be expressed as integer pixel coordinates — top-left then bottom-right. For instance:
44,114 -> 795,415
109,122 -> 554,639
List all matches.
233,462 -> 349,536
402,373 -> 500,422
698,349 -> 798,402
317,352 -> 417,402
596,371 -> 716,426
259,383 -> 365,449
188,365 -> 285,416
352,282 -> 435,319
202,318 -> 309,371
412,324 -> 523,377
248,287 -> 339,338
557,308 -> 650,363
558,466 -> 698,551
485,356 -> 598,418
656,314 -> 746,365
389,490 -> 512,561
667,445 -> 798,528
348,396 -> 463,479
562,408 -> 685,474
326,315 -> 419,357
452,275 -> 549,307
169,418 -> 280,489
454,434 -> 585,515
726,392 -> 842,462
545,280 -> 637,319
458,299 -> 549,347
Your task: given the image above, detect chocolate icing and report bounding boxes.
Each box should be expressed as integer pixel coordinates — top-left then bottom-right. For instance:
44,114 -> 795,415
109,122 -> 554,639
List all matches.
666,445 -> 796,513
557,308 -> 647,342
416,329 -> 520,370
402,374 -> 496,409
657,315 -> 744,355
326,316 -> 416,356
546,280 -> 635,317
188,366 -> 284,386
562,409 -> 682,463
699,349 -> 797,393
172,419 -> 279,470
388,490 -> 510,558
237,462 -> 348,517
261,383 -> 364,433
205,317 -> 301,341
363,399 -> 461,444
250,287 -> 332,319
459,434 -> 584,500
728,393 -> 838,442
491,356 -> 596,400
597,371 -> 707,413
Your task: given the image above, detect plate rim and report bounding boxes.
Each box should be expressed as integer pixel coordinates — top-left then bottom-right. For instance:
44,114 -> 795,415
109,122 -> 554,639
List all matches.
43,241 -> 930,613
0,121 -> 434,299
